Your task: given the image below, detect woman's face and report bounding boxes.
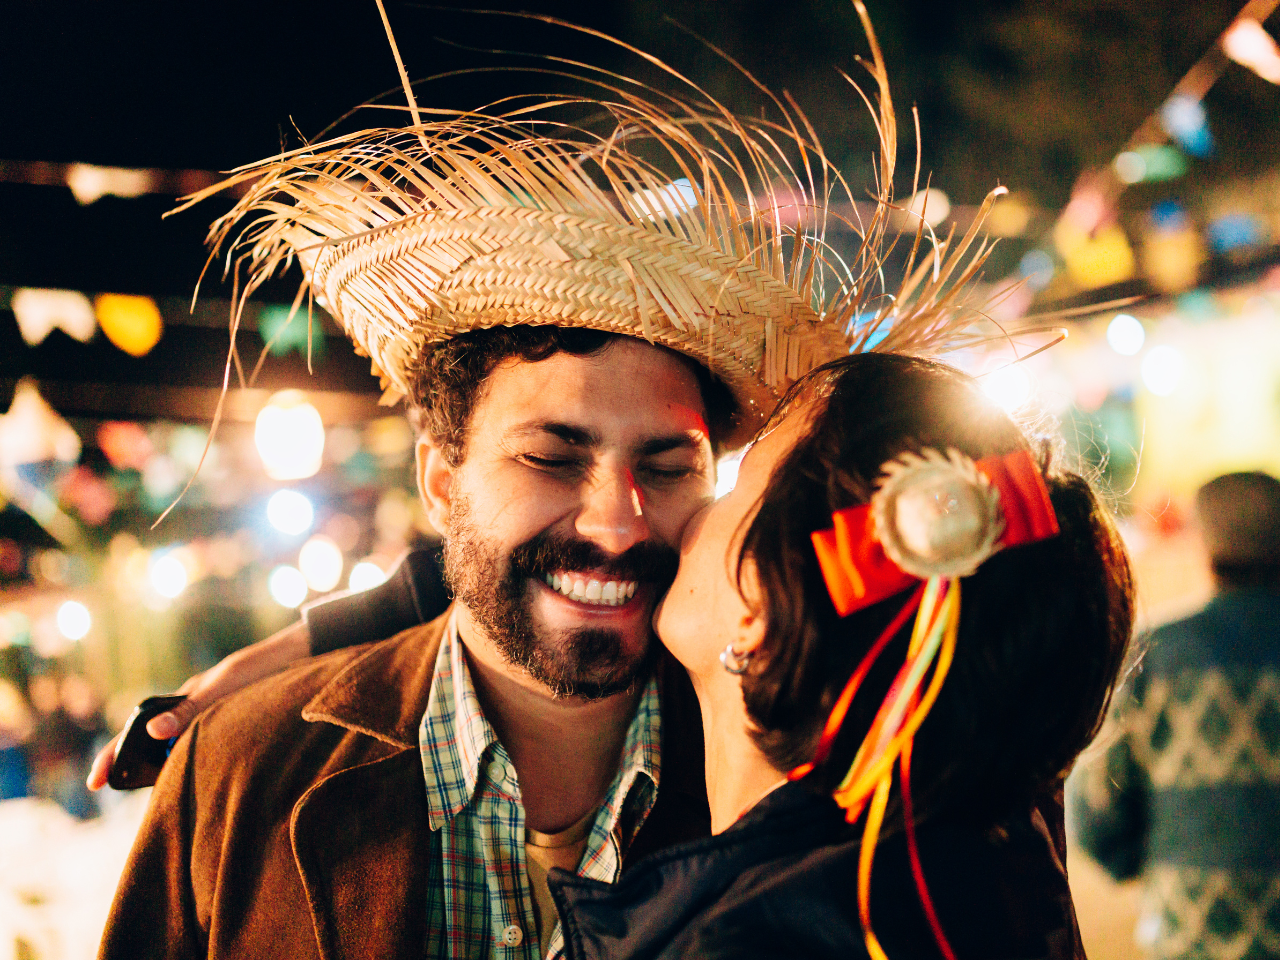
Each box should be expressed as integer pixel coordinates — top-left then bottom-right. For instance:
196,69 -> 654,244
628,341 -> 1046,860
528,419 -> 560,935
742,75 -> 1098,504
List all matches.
654,400 -> 816,680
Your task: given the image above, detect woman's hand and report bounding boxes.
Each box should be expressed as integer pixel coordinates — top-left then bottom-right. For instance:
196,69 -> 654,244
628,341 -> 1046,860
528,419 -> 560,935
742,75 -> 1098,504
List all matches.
86,619 -> 313,790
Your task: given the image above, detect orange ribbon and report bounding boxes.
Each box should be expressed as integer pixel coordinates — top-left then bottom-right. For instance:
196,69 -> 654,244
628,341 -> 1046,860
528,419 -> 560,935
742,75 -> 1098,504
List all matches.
811,449 -> 1058,616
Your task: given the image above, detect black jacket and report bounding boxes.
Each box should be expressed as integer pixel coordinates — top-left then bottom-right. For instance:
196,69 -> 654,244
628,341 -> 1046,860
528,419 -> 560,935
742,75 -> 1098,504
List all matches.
550,781 -> 1081,960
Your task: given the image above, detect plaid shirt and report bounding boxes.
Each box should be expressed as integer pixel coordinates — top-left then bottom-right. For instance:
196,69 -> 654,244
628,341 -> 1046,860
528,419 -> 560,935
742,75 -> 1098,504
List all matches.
420,610 -> 662,959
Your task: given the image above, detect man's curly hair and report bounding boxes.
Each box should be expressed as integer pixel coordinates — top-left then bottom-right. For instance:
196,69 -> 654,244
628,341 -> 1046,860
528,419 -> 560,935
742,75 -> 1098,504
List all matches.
405,327 -> 739,466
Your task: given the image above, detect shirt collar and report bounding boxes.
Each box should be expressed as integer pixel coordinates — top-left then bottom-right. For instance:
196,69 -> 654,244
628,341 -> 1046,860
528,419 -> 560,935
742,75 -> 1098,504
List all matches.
607,672 -> 661,818
418,609 -> 663,832
420,609 -> 501,829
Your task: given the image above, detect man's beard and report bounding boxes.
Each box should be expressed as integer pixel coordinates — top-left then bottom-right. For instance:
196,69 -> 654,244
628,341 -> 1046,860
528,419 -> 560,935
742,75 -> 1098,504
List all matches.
443,494 -> 679,700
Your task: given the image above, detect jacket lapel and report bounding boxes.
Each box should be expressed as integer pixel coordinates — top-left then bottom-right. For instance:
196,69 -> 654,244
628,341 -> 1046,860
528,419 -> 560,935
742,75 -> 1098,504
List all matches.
289,614 -> 450,960
291,748 -> 432,960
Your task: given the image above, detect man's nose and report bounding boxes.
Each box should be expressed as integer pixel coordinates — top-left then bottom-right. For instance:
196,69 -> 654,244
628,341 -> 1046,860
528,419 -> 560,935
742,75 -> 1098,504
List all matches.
575,467 -> 651,556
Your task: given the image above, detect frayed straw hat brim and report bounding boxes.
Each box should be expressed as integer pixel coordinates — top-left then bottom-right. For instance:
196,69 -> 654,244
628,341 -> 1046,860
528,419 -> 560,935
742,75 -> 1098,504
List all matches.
177,1 -> 1028,450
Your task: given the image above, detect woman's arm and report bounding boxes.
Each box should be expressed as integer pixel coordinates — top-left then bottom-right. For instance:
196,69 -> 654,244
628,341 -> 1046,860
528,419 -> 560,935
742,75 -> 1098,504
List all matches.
87,545 -> 448,790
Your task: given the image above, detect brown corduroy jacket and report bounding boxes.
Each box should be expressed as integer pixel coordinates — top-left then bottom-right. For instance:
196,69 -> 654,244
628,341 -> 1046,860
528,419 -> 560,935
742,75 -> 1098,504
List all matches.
98,611 -> 712,960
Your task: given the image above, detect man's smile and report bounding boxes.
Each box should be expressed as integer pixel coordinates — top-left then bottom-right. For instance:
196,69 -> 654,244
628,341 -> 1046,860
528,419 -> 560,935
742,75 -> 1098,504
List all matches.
541,572 -> 640,607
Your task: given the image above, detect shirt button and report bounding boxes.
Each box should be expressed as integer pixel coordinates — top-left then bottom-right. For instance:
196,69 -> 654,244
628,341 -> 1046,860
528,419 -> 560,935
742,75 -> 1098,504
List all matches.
487,760 -> 507,783
501,924 -> 523,946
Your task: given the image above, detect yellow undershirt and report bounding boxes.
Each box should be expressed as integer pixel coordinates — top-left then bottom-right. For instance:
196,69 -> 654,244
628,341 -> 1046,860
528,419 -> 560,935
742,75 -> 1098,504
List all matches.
525,808 -> 597,956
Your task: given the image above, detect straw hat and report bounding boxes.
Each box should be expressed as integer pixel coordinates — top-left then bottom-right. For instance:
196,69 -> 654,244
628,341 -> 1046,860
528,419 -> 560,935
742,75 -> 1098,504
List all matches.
181,2 -> 1007,447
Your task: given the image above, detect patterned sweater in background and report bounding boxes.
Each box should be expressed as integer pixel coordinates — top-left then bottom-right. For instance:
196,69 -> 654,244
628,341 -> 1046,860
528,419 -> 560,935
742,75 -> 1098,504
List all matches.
1070,588 -> 1280,960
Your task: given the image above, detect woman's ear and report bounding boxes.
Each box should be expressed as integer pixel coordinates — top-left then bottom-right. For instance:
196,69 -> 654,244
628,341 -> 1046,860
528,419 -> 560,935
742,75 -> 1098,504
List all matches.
736,609 -> 767,656
417,437 -> 454,533
735,559 -> 767,655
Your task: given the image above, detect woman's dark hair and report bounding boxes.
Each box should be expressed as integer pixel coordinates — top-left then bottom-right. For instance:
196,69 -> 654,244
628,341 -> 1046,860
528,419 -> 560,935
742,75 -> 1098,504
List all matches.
404,327 -> 739,465
738,353 -> 1134,827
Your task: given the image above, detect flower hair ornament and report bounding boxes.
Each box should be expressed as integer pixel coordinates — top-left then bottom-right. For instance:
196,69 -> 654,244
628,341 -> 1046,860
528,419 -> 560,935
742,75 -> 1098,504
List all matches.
793,446 -> 1058,960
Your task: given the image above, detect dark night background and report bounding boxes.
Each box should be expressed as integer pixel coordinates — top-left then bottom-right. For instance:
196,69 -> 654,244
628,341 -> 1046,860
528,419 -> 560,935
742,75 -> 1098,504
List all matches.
1,0 -> 1277,412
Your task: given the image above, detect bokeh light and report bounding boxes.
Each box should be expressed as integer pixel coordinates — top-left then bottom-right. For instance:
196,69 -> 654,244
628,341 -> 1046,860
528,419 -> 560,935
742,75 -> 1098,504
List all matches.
1142,345 -> 1186,396
1113,151 -> 1146,184
93,293 -> 164,357
906,188 -> 951,228
268,565 -> 309,608
149,553 -> 189,599
715,453 -> 741,499
349,561 -> 388,592
255,390 -> 326,481
298,535 -> 344,593
1106,314 -> 1146,356
1018,249 -> 1056,291
981,364 -> 1033,412
56,601 -> 91,641
1223,17 -> 1280,84
267,489 -> 314,536
1160,94 -> 1214,157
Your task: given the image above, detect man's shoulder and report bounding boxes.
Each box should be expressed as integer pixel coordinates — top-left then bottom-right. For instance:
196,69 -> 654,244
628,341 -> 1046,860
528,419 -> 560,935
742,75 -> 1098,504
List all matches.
1143,590 -> 1280,675
187,612 -> 450,768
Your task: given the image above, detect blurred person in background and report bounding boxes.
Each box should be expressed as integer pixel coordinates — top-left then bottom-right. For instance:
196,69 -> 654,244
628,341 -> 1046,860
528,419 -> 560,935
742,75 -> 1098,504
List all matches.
1071,471 -> 1280,960
28,668 -> 106,818
0,677 -> 34,800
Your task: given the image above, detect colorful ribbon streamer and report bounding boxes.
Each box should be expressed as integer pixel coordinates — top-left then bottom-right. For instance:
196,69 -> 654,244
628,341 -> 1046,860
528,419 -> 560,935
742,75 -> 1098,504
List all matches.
796,449 -> 1060,960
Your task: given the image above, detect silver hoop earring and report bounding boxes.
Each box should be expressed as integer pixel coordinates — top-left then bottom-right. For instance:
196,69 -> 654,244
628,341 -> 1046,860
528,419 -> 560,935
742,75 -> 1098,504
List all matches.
720,643 -> 751,675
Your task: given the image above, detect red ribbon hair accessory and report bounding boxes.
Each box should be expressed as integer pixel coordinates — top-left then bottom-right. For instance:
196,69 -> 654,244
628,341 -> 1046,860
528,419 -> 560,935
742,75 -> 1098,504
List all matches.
811,448 -> 1058,616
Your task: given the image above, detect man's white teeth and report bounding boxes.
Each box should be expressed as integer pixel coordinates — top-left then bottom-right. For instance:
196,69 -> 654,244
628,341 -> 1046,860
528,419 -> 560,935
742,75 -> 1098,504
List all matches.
543,573 -> 638,606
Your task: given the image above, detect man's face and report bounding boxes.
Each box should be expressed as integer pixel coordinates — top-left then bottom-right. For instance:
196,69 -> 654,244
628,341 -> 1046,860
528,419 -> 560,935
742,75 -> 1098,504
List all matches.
420,338 -> 716,700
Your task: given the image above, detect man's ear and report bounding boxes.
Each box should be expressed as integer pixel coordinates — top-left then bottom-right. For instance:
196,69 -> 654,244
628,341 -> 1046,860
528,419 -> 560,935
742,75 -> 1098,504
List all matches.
417,437 -> 454,533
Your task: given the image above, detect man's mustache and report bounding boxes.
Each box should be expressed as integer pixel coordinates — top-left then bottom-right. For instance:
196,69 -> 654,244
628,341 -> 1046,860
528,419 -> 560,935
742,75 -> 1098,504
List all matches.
507,531 -> 679,588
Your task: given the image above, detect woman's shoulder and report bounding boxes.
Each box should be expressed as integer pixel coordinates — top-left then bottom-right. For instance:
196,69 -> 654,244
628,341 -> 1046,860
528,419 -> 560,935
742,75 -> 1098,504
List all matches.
658,799 -> 1080,960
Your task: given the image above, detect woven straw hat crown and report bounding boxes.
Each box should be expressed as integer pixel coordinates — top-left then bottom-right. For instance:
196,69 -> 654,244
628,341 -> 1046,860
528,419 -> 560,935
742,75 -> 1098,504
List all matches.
185,3 -> 1008,446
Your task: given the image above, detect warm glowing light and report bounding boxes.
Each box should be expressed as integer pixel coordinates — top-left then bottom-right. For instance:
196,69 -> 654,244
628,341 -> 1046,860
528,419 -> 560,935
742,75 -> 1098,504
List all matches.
628,178 -> 698,221
906,188 -> 951,228
298,535 -> 344,593
268,565 -> 309,608
11,288 -> 96,346
1223,17 -> 1280,84
985,193 -> 1033,238
267,489 -> 314,536
1142,345 -> 1186,396
1113,151 -> 1147,184
981,364 -> 1033,412
254,390 -> 326,481
1054,221 -> 1136,289
0,378 -> 82,465
1107,314 -> 1146,356
56,601 -> 91,641
65,164 -> 156,205
94,294 -> 164,357
349,561 -> 388,592
715,453 -> 741,499
150,553 -> 189,599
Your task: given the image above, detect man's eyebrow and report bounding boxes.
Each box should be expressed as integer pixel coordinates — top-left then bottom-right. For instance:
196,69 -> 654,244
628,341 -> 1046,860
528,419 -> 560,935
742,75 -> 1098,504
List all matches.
506,423 -> 706,455
636,434 -> 706,457
509,422 -> 600,446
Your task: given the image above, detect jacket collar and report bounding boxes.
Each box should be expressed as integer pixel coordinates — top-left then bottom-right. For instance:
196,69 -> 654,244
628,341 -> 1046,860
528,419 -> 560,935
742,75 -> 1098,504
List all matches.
300,608 -> 453,747
289,611 -> 451,960
552,782 -> 843,960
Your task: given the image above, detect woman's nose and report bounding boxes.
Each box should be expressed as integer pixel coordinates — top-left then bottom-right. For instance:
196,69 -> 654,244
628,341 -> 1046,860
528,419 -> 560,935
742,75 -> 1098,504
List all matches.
575,467 -> 651,556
